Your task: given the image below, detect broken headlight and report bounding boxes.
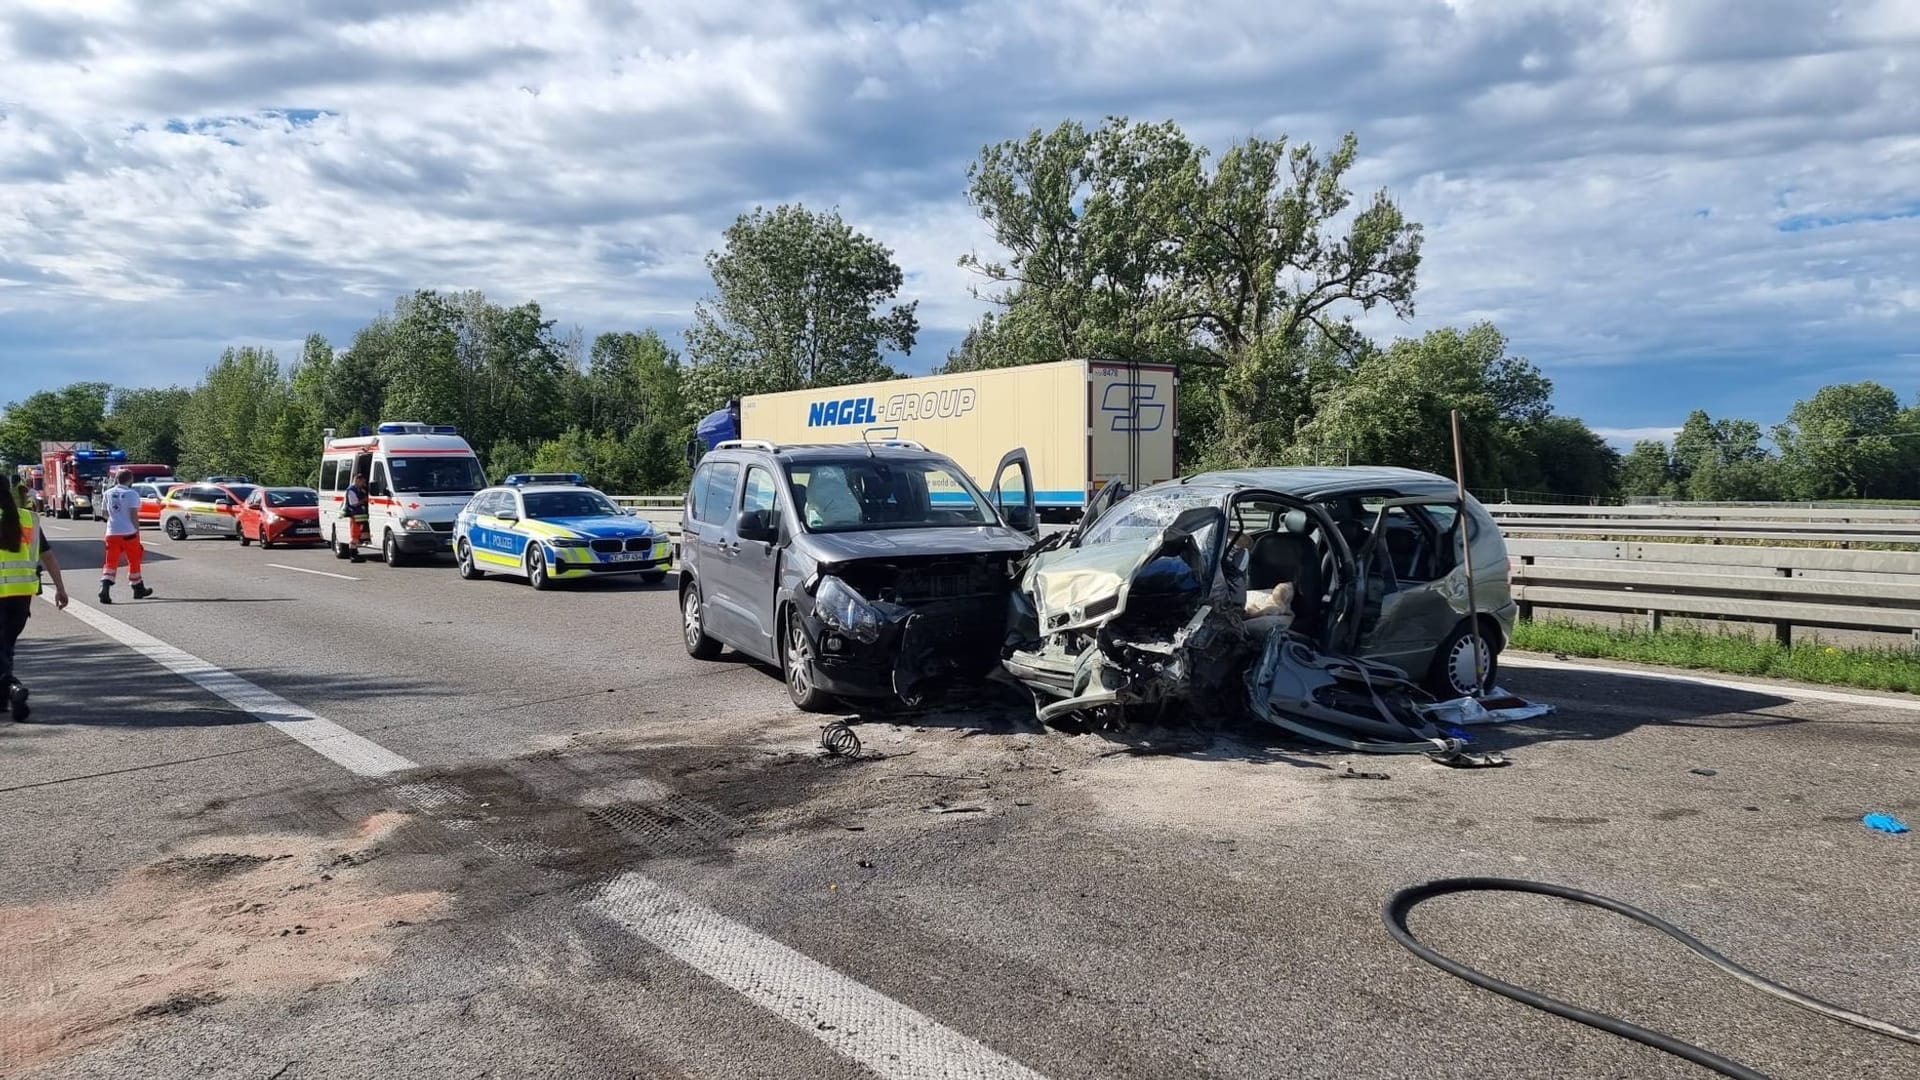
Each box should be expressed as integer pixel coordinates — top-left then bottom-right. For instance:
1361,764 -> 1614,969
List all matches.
814,575 -> 882,644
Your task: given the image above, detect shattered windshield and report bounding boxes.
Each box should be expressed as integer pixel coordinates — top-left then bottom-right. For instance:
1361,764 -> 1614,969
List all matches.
1080,487 -> 1228,547
787,459 -> 994,532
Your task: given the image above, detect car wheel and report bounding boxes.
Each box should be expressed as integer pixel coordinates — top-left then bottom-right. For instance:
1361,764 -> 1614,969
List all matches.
238,526 -> 251,546
640,571 -> 667,585
164,517 -> 187,541
1428,621 -> 1500,699
260,529 -> 274,550
682,584 -> 721,660
782,607 -> 834,713
333,527 -> 353,560
525,545 -> 553,590
383,530 -> 407,568
456,540 -> 483,580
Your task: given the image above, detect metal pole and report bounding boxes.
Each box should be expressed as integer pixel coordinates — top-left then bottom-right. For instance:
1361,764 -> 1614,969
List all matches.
1450,409 -> 1484,696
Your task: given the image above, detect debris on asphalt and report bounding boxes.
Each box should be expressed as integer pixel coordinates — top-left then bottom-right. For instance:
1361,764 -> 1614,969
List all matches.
1429,748 -> 1510,769
925,804 -> 987,815
1338,766 -> 1391,780
857,859 -> 875,868
1863,813 -> 1910,835
819,722 -> 861,759
1690,768 -> 1719,777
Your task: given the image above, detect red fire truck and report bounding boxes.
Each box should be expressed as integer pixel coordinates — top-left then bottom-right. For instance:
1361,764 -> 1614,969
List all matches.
40,442 -> 132,519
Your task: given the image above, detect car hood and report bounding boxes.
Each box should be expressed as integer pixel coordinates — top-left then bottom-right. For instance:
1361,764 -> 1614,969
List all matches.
269,506 -> 320,519
1022,506 -> 1226,634
796,526 -> 1032,566
524,514 -> 657,539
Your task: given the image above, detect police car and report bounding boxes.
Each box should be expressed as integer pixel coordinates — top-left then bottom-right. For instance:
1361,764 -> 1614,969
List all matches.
453,475 -> 672,589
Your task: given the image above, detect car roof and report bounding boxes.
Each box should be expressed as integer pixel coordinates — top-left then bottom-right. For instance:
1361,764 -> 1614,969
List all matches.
710,443 -> 956,467
1172,466 -> 1461,500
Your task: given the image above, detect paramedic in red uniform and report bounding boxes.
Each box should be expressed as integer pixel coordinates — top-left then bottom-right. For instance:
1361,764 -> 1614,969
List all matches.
99,470 -> 153,604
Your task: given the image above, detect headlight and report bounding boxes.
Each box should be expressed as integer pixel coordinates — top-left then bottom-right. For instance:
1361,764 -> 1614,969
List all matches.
400,517 -> 432,531
550,537 -> 590,548
814,576 -> 881,644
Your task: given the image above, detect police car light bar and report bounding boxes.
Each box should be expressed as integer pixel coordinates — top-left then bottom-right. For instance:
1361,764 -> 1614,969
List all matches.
503,472 -> 585,486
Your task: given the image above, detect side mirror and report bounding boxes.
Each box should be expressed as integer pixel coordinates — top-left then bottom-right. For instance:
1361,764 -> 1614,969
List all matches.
738,509 -> 779,543
497,510 -> 519,523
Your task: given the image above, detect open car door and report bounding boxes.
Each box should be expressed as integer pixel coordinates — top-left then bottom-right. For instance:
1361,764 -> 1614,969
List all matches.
987,448 -> 1038,537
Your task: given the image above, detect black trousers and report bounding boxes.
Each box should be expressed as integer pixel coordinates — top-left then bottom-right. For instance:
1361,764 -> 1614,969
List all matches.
0,595 -> 29,686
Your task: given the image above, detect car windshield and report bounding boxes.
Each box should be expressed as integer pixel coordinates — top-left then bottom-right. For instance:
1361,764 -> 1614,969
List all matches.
787,459 -> 995,532
523,490 -> 620,519
223,486 -> 258,502
388,456 -> 486,495
1080,486 -> 1228,546
267,489 -> 318,508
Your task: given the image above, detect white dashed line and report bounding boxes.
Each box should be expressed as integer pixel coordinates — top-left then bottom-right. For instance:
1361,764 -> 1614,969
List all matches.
44,592 -> 1054,1080
268,563 -> 360,581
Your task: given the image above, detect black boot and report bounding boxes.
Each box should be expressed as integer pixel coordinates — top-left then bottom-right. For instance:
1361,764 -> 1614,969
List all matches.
98,581 -> 113,604
133,583 -> 154,600
8,681 -> 28,723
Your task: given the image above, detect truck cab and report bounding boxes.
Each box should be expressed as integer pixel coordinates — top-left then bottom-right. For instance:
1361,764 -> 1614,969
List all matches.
318,422 -> 487,566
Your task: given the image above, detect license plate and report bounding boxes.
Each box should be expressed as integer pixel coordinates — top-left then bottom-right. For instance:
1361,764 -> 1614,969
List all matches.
608,552 -> 649,563
290,526 -> 317,534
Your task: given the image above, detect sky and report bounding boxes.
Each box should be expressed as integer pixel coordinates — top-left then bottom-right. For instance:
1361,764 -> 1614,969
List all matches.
2,0 -> 1918,447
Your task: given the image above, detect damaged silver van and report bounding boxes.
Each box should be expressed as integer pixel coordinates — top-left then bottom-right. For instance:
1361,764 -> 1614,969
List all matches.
680,438 -> 1037,711
1003,467 -> 1517,732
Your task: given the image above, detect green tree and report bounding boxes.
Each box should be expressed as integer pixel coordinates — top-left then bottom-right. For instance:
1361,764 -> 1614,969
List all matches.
683,205 -> 917,405
105,386 -> 191,466
1289,324 -> 1550,483
177,348 -> 293,482
956,117 -> 1422,466
1618,440 -> 1678,499
1773,382 -> 1906,498
1521,416 -> 1621,499
0,382 -> 112,465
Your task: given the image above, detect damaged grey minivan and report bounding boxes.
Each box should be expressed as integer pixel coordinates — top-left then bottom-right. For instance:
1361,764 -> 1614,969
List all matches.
1003,467 -> 1518,734
680,438 -> 1037,711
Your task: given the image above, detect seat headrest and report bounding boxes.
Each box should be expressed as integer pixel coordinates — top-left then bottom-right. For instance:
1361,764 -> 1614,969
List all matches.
1282,509 -> 1310,534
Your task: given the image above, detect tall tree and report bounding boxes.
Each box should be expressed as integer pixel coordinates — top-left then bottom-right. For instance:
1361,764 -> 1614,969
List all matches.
0,382 -> 112,464
177,348 -> 291,481
1618,440 -> 1679,499
1522,416 -> 1622,500
105,386 -> 192,465
683,205 -> 917,405
956,117 -> 1422,466
1772,381 -> 1906,498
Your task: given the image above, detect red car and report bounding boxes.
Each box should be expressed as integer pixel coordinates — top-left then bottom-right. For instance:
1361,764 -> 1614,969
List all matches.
134,482 -> 181,527
237,487 -> 324,547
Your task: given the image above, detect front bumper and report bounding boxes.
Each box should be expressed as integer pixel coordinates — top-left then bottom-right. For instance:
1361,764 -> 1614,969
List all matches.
551,555 -> 671,577
395,530 -> 453,554
803,595 -> 1006,702
267,523 -> 326,544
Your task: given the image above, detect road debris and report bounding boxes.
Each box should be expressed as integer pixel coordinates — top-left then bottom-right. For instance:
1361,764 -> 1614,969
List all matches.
1690,768 -> 1719,777
819,721 -> 861,759
1337,766 -> 1392,780
1863,813 -> 1910,835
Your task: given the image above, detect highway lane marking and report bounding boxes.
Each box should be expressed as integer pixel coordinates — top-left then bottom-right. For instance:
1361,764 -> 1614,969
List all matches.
1505,654 -> 1920,714
40,592 -> 1054,1080
268,563 -> 360,581
41,595 -> 416,776
44,525 -> 72,532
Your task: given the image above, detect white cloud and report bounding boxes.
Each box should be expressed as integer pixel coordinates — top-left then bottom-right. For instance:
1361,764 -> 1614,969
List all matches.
1,0 -> 1918,431
1591,426 -> 1681,447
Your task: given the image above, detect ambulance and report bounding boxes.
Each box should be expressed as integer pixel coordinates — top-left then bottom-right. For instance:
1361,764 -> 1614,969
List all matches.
317,422 -> 488,566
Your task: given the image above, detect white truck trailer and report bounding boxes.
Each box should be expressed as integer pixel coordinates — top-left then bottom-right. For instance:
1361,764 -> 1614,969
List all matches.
739,359 -> 1177,521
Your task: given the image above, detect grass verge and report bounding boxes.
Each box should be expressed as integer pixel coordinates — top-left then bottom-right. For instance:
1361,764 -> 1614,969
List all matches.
1511,618 -> 1920,694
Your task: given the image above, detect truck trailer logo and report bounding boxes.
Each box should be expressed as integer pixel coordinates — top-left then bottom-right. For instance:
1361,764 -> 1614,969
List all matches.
807,388 -> 979,427
1100,381 -> 1166,432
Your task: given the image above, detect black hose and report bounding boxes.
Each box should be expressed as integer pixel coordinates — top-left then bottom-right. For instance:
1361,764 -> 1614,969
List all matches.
1382,877 -> 1920,1080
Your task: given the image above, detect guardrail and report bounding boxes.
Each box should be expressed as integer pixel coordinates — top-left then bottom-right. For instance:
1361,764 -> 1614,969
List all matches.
1489,504 -> 1920,643
614,496 -> 1920,642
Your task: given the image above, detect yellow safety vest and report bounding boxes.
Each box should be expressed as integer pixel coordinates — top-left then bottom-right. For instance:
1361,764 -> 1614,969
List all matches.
0,509 -> 40,598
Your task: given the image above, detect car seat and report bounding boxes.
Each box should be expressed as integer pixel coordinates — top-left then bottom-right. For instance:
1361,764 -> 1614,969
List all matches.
1247,511 -> 1323,627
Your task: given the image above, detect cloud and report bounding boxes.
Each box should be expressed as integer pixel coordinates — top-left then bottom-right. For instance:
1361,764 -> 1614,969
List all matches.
1591,426 -> 1682,448
1,0 -> 1919,437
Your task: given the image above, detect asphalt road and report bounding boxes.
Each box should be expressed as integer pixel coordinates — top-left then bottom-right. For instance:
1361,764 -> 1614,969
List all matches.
3,519 -> 1917,1080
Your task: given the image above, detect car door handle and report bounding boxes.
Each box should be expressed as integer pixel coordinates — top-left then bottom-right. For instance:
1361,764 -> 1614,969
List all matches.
723,539 -> 740,555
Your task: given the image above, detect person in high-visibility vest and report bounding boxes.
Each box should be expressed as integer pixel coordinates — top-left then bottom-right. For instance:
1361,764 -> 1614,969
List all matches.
343,469 -> 370,564
2,477 -> 70,723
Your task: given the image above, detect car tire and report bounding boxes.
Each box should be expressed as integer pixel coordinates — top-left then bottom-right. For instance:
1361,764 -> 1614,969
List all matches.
1428,620 -> 1500,699
640,571 -> 667,585
260,530 -> 274,550
164,517 -> 187,541
383,530 -> 407,568
456,540 -> 483,580
782,606 -> 835,713
238,527 -> 251,546
682,584 -> 722,660
525,545 -> 553,590
333,527 -> 353,560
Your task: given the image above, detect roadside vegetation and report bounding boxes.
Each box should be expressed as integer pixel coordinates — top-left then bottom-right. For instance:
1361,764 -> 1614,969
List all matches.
1513,618 -> 1920,694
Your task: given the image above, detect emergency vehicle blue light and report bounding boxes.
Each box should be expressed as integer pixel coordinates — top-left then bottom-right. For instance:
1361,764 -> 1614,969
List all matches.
503,472 -> 585,486
432,425 -> 459,435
